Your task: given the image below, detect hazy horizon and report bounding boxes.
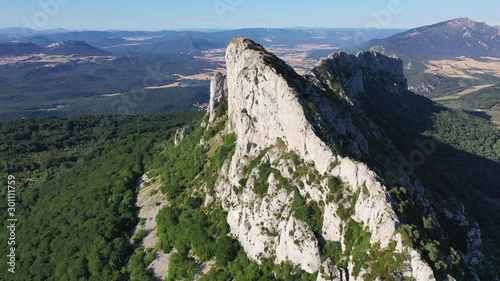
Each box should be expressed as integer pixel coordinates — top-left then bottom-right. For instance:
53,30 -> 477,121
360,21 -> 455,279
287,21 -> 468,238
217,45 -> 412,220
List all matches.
0,0 -> 499,31
0,26 -> 411,33
0,17 -> 497,34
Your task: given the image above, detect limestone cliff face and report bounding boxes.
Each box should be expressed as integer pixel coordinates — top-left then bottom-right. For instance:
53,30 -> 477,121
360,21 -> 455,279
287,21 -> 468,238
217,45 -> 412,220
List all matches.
224,38 -> 334,174
307,50 -> 407,106
205,38 -> 439,281
357,51 -> 408,95
208,72 -> 228,124
221,38 -> 331,273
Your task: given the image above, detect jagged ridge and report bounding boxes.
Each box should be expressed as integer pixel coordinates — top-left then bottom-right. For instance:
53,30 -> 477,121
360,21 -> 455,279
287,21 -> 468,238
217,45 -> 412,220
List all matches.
193,37 -> 497,281
204,38 -> 438,281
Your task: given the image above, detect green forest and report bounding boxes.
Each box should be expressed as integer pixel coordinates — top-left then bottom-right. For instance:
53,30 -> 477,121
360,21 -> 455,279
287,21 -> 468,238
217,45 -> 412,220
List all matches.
0,111 -> 316,281
434,83 -> 500,125
0,112 -> 202,280
360,86 -> 500,279
0,80 -> 498,280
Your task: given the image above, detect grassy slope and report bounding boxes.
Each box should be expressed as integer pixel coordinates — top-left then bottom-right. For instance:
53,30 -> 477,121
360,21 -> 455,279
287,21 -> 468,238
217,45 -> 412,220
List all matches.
433,83 -> 500,125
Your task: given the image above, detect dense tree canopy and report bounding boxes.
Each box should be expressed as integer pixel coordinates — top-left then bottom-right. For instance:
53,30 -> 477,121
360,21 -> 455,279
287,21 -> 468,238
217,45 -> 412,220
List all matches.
0,112 -> 201,280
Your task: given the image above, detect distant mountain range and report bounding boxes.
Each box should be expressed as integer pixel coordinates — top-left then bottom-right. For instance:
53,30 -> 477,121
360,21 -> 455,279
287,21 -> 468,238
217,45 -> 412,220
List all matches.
3,19 -> 497,58
360,17 -> 500,113
1,19 -> 499,123
0,27 -> 68,35
0,27 -> 404,55
0,40 -> 110,56
364,18 -> 499,59
0,42 -> 42,56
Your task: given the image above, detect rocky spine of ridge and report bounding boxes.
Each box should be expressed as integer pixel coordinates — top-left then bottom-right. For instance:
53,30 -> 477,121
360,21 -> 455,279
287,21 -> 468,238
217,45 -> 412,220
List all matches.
307,48 -> 488,281
205,38 -> 439,281
305,51 -> 408,106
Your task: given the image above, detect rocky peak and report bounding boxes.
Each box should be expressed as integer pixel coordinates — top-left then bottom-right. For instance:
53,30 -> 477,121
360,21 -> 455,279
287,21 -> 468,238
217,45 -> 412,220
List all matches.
46,40 -> 86,48
357,51 -> 408,94
448,17 -> 478,28
307,52 -> 364,103
207,38 -> 438,280
202,34 -> 494,280
225,38 -> 307,93
446,18 -> 499,39
308,50 -> 407,105
224,38 -> 333,172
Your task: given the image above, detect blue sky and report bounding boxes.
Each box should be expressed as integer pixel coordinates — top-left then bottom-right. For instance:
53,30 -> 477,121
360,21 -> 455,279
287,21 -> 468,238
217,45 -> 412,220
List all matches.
1,0 -> 499,31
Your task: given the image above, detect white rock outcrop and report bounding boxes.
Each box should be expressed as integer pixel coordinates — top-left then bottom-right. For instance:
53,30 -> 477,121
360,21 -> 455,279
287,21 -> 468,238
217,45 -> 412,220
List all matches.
208,72 -> 228,124
174,126 -> 190,146
210,38 -> 436,280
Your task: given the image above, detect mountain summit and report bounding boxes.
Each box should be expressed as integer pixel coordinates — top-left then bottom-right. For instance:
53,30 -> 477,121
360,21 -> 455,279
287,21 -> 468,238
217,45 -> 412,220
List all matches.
366,17 -> 499,58
194,38 -> 498,280
44,40 -> 110,56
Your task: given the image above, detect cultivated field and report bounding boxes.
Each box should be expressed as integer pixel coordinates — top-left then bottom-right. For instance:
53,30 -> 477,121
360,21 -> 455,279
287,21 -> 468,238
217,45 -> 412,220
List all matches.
0,53 -> 116,66
191,44 -> 337,77
425,56 -> 500,79
433,84 -> 495,101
